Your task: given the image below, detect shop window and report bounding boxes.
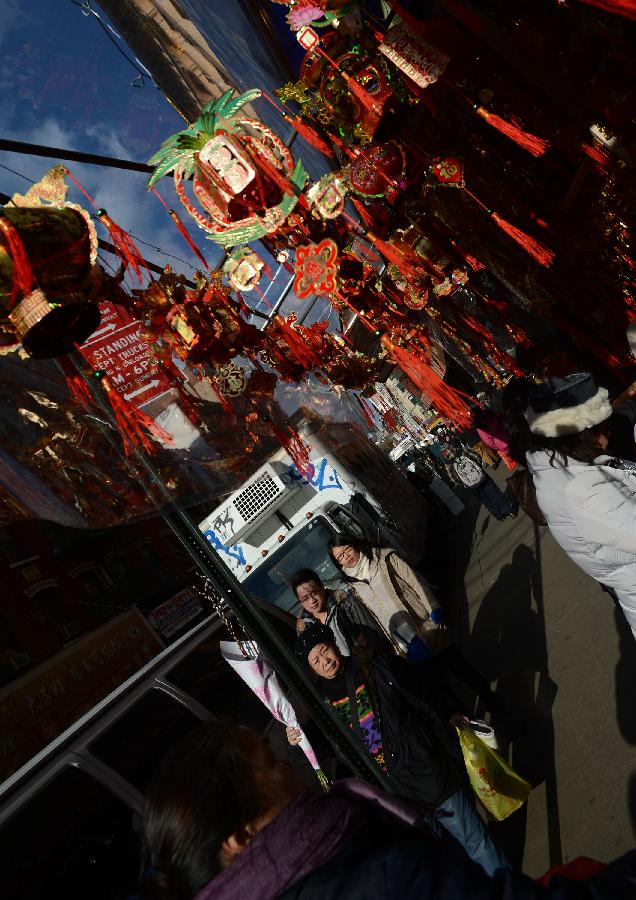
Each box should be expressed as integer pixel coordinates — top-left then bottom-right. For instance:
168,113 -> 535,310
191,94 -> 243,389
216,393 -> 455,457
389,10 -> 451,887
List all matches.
1,767 -> 140,900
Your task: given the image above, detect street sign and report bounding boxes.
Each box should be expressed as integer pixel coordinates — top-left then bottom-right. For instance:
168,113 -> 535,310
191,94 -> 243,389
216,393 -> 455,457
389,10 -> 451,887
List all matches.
80,301 -> 172,408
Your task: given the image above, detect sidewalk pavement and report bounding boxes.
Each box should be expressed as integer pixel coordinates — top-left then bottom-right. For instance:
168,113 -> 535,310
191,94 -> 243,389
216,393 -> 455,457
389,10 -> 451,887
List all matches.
427,466 -> 636,876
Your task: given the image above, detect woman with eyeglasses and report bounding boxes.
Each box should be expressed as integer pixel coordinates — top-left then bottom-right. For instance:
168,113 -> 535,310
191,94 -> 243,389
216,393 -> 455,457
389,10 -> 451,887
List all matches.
327,534 -> 522,739
291,567 -> 382,657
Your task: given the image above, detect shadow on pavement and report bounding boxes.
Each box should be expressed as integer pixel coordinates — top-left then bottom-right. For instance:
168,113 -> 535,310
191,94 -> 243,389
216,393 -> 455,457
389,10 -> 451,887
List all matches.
422,484 -> 481,642
467,532 -> 562,871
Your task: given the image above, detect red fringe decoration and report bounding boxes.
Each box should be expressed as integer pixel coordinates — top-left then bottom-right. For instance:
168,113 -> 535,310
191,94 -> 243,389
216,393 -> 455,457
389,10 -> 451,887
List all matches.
96,212 -> 145,284
168,210 -> 209,269
276,315 -> 323,370
581,141 -> 614,173
351,197 -> 376,230
0,215 -> 35,302
150,187 -> 209,268
59,356 -> 93,407
451,241 -> 485,271
271,423 -> 313,478
491,213 -> 555,266
576,0 -> 636,20
367,232 -> 424,281
475,107 -> 549,157
382,335 -> 473,426
343,74 -> 384,117
285,115 -> 335,158
102,377 -> 173,456
356,394 -> 376,430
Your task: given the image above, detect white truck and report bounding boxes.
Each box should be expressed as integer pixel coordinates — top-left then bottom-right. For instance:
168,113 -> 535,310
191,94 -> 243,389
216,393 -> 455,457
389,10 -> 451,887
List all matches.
198,419 -> 428,614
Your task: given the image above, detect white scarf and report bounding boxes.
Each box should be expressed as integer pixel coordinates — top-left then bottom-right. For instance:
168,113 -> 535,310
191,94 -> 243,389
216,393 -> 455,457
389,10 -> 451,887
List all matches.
344,552 -> 372,582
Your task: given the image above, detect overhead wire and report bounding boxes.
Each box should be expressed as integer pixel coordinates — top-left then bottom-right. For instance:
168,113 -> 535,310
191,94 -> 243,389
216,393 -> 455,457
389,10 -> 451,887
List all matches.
68,0 -> 156,86
0,161 -> 198,270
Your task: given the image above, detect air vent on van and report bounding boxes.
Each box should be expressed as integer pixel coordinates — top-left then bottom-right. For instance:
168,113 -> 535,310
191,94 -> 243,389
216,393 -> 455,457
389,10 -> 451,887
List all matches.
198,464 -> 296,545
234,471 -> 281,523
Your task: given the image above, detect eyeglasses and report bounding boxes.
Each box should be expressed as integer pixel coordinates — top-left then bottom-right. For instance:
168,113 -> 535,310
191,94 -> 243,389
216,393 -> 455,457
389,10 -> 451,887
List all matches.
298,590 -> 322,602
332,546 -> 351,563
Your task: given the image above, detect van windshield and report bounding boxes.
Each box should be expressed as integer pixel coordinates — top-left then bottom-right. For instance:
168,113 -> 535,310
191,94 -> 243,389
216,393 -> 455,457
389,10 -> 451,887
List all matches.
244,517 -> 339,613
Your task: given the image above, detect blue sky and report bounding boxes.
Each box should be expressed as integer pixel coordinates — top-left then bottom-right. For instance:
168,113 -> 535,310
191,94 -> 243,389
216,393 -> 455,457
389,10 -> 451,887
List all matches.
0,0 -> 221,275
0,0 -> 339,326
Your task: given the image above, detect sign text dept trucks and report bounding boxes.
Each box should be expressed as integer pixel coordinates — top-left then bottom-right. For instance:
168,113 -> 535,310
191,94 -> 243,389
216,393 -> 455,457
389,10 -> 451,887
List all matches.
199,421 -> 428,613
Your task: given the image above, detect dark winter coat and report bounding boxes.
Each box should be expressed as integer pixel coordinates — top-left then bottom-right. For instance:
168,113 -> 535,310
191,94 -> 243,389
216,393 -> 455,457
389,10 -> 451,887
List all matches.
321,643 -> 465,808
296,587 -> 382,656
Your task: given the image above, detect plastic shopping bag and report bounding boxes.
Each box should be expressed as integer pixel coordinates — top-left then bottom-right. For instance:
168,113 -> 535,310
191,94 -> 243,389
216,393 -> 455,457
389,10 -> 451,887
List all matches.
456,726 -> 531,821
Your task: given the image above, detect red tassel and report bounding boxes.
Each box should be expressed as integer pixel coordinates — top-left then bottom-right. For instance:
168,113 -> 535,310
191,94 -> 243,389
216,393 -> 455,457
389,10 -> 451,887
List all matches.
475,107 -> 549,157
0,215 -> 35,302
169,210 -> 209,269
356,394 -> 376,429
451,241 -> 485,271
491,213 -> 555,266
275,315 -> 323,370
367,233 -> 426,281
343,74 -> 385,117
581,141 -> 614,173
101,376 -> 173,456
576,0 -> 636,19
351,197 -> 376,230
59,356 -> 93,406
381,335 -> 473,426
271,423 -> 312,478
96,212 -> 145,284
151,187 -> 209,268
285,116 -> 335,158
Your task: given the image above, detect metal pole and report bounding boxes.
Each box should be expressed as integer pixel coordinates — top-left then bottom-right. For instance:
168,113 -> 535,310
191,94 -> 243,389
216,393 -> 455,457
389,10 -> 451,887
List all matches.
0,138 -> 154,174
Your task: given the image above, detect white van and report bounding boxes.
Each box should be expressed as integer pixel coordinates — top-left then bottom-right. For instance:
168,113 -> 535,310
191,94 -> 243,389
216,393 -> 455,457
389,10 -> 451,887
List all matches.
198,420 -> 428,613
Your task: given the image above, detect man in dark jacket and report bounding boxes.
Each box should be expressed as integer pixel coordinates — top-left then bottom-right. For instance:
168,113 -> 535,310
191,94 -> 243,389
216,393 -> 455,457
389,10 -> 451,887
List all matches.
289,623 -> 510,877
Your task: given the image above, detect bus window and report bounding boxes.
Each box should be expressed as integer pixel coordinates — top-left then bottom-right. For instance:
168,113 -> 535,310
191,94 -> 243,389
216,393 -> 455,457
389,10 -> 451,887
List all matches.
1,767 -> 139,900
165,638 -> 274,732
90,688 -> 202,791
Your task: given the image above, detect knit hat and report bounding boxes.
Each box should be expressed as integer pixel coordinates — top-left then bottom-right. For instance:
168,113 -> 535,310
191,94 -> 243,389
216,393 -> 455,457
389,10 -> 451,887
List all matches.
295,623 -> 335,660
524,373 -> 612,437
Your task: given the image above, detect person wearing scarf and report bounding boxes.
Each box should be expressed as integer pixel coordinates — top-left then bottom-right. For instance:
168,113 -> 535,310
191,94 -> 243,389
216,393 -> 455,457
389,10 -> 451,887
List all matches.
141,719 -> 636,900
327,534 -> 521,738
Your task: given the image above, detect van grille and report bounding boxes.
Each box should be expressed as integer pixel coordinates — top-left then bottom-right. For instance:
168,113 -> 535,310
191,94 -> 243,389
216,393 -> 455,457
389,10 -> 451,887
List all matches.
233,472 -> 282,523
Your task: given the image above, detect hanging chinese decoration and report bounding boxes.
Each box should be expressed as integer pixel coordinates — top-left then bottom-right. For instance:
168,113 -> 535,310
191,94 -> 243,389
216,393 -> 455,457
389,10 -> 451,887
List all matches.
431,157 -> 465,189
306,173 -> 348,219
0,203 -> 99,358
147,89 -> 308,247
222,246 -> 265,292
293,238 -> 339,298
141,274 -> 264,367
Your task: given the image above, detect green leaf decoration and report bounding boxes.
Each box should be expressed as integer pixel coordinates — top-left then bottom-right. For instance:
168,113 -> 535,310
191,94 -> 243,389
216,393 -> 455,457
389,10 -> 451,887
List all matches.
148,153 -> 182,188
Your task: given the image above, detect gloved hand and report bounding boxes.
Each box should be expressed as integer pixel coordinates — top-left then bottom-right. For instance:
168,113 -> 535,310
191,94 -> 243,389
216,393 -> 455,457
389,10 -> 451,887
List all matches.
430,607 -> 446,626
406,635 -> 432,661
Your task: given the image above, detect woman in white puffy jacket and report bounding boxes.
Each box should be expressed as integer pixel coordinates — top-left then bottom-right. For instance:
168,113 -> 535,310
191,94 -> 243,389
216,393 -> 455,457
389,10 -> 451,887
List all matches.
522,373 -> 636,640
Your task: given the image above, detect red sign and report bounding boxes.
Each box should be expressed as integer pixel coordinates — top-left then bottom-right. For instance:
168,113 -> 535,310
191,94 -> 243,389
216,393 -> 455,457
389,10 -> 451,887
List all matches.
81,302 -> 172,408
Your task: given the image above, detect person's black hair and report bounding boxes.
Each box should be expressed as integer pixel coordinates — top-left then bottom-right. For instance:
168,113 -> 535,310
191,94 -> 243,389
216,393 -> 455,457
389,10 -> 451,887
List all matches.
502,376 -> 617,466
142,721 -> 267,900
290,568 -> 323,596
295,622 -> 338,660
500,377 -> 536,464
521,420 -> 614,466
327,533 -> 373,573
